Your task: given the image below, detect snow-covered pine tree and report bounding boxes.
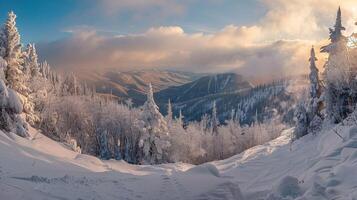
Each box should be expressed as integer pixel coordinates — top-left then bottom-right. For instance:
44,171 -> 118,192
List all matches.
3,11 -> 27,95
321,7 -> 352,123
309,47 -> 321,100
61,72 -> 79,96
307,47 -> 323,132
39,60 -> 52,79
25,43 -> 40,77
139,83 -> 170,164
98,129 -> 111,159
211,101 -> 219,135
0,11 -> 32,135
293,101 -> 308,139
166,99 -> 173,126
177,109 -> 184,127
23,44 -> 41,124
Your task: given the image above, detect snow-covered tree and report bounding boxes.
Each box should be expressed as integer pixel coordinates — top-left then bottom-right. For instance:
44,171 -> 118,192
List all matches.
3,11 -> 27,95
211,101 -> 219,135
40,61 -> 51,79
98,129 -> 111,159
293,102 -> 308,139
139,83 -> 170,164
177,109 -> 184,127
309,47 -> 321,100
61,72 -> 79,96
166,99 -> 173,126
25,43 -> 40,77
306,47 -> 323,133
321,7 -> 352,123
0,11 -> 33,135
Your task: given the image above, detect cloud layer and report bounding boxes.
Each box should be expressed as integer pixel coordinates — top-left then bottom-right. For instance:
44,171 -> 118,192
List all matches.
38,0 -> 357,79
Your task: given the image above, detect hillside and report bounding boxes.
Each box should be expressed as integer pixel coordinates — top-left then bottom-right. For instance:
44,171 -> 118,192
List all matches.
155,73 -> 253,104
1,118 -> 357,199
155,76 -> 303,124
76,69 -> 202,105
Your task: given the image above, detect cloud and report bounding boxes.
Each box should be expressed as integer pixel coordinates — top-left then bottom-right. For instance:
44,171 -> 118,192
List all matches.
258,0 -> 357,41
38,25 -> 314,78
37,0 -> 357,80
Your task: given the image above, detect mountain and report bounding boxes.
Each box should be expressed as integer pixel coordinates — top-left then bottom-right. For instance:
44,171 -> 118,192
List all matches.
77,69 -> 203,105
154,73 -> 295,124
155,73 -> 253,104
154,73 -> 253,122
155,76 -> 306,125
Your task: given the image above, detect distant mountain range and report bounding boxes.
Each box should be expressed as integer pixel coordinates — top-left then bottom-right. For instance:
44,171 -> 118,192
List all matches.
155,73 -> 253,104
77,69 -> 203,105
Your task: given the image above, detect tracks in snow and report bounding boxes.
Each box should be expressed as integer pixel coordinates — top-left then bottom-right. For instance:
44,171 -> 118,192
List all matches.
159,172 -> 190,200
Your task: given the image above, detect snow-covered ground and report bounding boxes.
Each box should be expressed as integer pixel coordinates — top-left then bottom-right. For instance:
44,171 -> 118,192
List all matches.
1,124 -> 357,200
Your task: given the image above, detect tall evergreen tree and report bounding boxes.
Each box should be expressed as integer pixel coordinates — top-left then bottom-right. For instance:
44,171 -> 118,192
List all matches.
211,101 -> 219,135
307,47 -> 323,132
25,43 -> 40,77
3,11 -> 27,94
166,99 -> 173,126
177,109 -> 184,127
321,7 -> 351,123
309,47 -> 321,100
139,83 -> 169,164
294,102 -> 308,139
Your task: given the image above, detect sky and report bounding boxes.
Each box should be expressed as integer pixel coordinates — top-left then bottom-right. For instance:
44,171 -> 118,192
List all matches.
0,0 -> 265,43
2,0 -> 357,78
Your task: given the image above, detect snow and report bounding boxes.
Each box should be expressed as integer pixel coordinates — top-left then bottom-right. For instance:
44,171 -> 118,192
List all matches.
1,122 -> 357,199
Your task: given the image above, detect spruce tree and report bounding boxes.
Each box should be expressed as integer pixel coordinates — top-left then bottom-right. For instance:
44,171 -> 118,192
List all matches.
321,7 -> 351,123
3,11 -> 27,95
307,47 -> 323,132
309,47 -> 320,99
26,43 -> 40,77
294,102 -> 308,139
177,109 -> 184,127
166,99 -> 173,126
139,83 -> 169,164
211,101 -> 219,135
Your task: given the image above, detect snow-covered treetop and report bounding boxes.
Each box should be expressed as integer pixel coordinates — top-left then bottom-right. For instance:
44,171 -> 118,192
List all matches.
309,47 -> 318,68
322,7 -> 346,53
4,11 -> 22,59
331,7 -> 346,43
321,7 -> 347,53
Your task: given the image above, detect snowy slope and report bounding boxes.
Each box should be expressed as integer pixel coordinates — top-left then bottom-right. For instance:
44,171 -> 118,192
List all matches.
1,122 -> 357,199
0,128 -> 242,200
